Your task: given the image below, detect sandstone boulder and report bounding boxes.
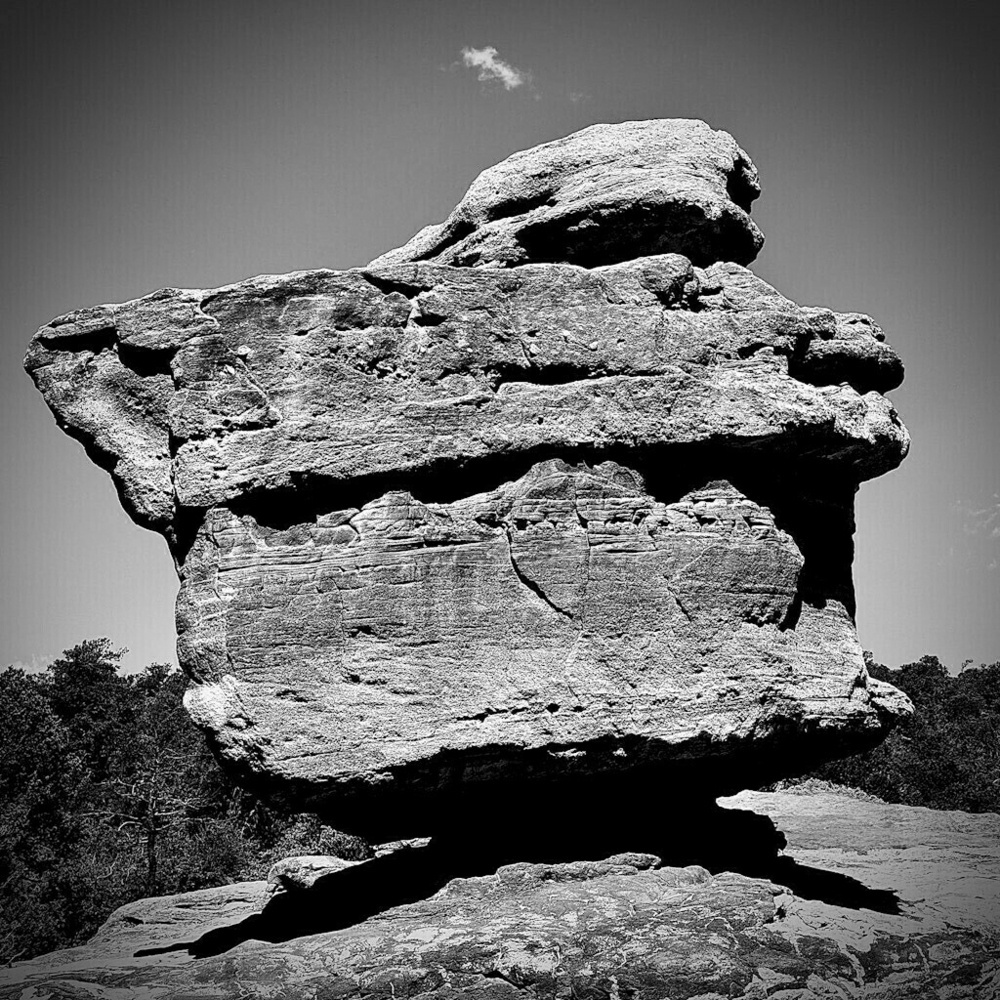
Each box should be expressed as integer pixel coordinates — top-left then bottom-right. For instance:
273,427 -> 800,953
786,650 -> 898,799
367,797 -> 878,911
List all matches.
369,119 -> 764,268
265,855 -> 359,897
24,122 -> 912,832
18,882 -> 267,966
25,256 -> 905,534
178,460 -> 908,832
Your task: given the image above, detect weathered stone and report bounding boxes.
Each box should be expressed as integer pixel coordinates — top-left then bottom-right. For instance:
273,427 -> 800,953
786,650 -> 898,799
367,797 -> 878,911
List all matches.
265,855 -> 359,897
178,460 -> 907,832
25,256 -> 905,534
24,122 -> 912,828
17,882 -> 267,966
370,119 -> 764,268
4,789 -> 998,998
373,837 -> 431,858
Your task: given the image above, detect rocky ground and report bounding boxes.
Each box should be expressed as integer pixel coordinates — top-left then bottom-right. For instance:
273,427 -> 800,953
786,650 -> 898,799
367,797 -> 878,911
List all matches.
4,787 -> 998,999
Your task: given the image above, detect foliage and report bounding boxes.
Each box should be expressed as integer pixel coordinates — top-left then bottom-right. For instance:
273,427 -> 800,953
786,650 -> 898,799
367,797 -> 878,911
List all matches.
0,667 -> 87,962
0,641 -> 370,965
808,654 -> 1000,813
4,638 -> 998,965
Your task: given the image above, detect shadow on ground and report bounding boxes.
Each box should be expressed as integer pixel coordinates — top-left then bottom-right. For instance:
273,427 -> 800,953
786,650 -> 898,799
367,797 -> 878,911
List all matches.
138,797 -> 900,960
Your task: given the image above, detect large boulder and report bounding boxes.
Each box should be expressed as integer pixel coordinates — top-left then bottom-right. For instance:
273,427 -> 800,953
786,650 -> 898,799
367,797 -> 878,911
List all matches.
25,122 -> 911,834
178,461 -> 907,832
369,119 -> 764,268
4,789 -> 998,998
24,257 -> 904,533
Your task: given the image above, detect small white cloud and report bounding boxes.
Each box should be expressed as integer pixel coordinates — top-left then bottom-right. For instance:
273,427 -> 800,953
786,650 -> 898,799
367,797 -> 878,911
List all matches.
460,46 -> 531,91
568,90 -> 591,104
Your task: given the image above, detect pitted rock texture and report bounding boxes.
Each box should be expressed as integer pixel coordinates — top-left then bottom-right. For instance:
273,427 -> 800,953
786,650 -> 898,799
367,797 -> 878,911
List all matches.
4,790 -> 998,999
265,856 -> 360,898
179,460 -> 906,832
24,256 -> 906,534
369,119 -> 764,268
25,120 -> 911,826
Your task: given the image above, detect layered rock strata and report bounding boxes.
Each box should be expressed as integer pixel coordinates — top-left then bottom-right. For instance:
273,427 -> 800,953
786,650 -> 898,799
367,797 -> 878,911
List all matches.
25,120 -> 911,834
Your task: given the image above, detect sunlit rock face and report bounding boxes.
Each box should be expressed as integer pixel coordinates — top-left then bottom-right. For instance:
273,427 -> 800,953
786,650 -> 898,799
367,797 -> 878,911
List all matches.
25,120 -> 911,836
369,118 -> 765,268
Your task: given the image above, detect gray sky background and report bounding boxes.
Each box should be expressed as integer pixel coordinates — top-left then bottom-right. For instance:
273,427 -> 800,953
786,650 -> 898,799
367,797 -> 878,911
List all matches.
2,0 -> 997,673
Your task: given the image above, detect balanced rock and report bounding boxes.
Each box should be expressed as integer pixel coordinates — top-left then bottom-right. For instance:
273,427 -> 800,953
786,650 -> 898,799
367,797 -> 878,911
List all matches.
370,118 -> 764,268
25,121 -> 911,835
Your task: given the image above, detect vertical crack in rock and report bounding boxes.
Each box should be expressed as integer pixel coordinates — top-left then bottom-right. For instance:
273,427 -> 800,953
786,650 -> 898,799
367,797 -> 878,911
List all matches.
505,527 -> 576,620
671,591 -> 693,623
576,507 -> 592,608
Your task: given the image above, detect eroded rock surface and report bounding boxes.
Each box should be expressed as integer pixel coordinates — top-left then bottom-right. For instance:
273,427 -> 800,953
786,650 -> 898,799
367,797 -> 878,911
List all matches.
25,256 -> 905,534
25,120 -> 911,831
369,119 -> 764,268
179,461 -> 906,830
265,855 -> 360,898
4,790 -> 997,999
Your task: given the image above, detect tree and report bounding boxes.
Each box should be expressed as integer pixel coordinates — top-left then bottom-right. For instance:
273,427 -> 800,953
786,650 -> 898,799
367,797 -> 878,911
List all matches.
103,664 -> 243,895
1,641 -> 375,963
45,639 -> 137,785
811,656 -> 1000,813
0,668 -> 86,963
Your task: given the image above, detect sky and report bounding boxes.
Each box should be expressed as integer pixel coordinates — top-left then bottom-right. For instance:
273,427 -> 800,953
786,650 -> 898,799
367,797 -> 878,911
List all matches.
1,0 -> 997,673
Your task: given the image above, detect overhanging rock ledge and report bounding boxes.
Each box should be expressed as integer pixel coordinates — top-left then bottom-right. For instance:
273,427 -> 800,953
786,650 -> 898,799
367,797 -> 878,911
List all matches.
25,119 -> 912,836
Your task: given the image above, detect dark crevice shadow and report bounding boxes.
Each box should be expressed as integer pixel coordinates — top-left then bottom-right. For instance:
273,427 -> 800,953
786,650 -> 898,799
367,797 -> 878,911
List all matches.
220,444 -> 847,533
137,847 -> 461,959
763,858 -> 901,914
411,219 -> 476,262
135,798 -> 901,960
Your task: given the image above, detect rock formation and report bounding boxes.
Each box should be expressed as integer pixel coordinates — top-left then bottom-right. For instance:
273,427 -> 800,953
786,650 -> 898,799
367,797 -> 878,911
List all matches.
5,788 -> 999,998
368,119 -> 764,268
25,120 -> 912,837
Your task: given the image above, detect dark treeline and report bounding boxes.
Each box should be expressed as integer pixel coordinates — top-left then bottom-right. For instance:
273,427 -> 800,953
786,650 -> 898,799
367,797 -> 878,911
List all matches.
2,642 -> 999,965
0,640 -> 370,965
808,652 -> 1000,812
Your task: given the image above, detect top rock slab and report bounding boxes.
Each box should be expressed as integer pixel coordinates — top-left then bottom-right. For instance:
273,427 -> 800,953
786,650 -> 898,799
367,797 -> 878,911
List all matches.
370,119 -> 764,270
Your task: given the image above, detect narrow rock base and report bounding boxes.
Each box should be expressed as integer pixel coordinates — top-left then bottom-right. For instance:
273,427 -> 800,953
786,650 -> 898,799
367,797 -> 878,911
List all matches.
4,788 -> 999,999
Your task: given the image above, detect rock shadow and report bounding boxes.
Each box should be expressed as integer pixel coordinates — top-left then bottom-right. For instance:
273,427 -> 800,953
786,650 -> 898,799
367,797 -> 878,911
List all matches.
764,857 -> 901,913
136,796 -> 900,960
